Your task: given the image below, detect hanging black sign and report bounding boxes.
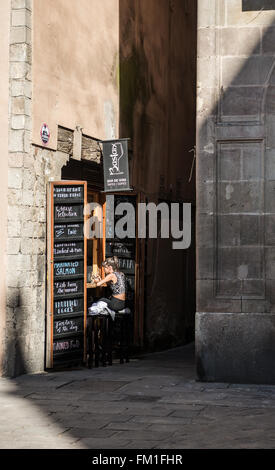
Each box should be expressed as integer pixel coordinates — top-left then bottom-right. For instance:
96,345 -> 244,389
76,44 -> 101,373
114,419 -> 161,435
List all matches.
101,138 -> 131,192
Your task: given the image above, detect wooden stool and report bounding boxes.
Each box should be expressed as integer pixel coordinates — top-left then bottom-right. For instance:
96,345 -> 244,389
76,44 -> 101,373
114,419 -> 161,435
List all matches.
113,308 -> 131,364
87,315 -> 113,368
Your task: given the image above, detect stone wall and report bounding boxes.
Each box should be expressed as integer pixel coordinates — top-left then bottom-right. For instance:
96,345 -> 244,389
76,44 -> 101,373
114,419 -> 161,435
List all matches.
0,0 -> 10,376
5,0 -> 70,376
6,0 -> 35,376
196,0 -> 275,383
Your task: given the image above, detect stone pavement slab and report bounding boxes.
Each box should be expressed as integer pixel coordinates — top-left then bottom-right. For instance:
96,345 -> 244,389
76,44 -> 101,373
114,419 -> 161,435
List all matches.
0,342 -> 275,449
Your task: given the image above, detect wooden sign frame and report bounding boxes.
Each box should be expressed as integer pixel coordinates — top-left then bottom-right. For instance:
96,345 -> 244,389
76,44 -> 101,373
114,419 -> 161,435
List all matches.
46,181 -> 87,368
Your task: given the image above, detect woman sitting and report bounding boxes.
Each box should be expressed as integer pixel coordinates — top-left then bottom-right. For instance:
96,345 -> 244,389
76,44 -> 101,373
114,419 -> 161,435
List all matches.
94,256 -> 126,312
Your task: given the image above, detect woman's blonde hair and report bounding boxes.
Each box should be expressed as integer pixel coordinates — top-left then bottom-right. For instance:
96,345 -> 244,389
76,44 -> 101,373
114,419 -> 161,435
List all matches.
102,256 -> 119,271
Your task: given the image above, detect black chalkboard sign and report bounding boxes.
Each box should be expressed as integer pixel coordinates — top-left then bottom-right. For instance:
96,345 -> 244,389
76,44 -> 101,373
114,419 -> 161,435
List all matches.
125,275 -> 135,303
54,317 -> 83,337
54,259 -> 84,278
47,181 -> 87,368
54,297 -> 84,316
54,224 -> 83,240
105,194 -> 136,310
106,239 -> 136,259
54,241 -> 84,258
53,336 -> 84,356
54,185 -> 84,202
117,257 -> 135,275
54,204 -> 84,222
54,279 -> 84,297
113,194 -> 135,206
125,275 -> 135,291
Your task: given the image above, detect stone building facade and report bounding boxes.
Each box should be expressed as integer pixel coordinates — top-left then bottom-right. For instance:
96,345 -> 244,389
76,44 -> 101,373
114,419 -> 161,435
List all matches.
0,0 -> 197,377
1,0 -> 122,376
196,0 -> 275,384
3,0 -> 274,384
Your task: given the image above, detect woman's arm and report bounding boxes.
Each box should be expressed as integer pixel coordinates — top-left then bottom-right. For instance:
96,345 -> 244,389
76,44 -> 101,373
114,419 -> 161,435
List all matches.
95,273 -> 114,287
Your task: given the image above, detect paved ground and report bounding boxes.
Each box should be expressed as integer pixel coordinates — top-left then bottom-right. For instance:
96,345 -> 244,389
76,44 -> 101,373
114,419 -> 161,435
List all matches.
1,342 -> 275,449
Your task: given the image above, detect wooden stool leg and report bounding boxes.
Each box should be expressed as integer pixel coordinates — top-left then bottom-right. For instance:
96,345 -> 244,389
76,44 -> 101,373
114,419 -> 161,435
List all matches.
87,319 -> 93,368
87,316 -> 115,368
106,317 -> 113,366
91,328 -> 95,367
119,317 -> 124,364
101,317 -> 107,367
125,316 -> 130,363
94,317 -> 100,367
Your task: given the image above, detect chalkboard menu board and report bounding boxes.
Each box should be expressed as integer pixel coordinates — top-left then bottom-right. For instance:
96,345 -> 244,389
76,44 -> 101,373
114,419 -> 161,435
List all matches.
54,259 -> 84,278
54,241 -> 84,259
105,194 -> 136,311
54,279 -> 84,297
47,182 -> 87,368
54,185 -> 84,202
54,224 -> 83,240
54,204 -> 84,222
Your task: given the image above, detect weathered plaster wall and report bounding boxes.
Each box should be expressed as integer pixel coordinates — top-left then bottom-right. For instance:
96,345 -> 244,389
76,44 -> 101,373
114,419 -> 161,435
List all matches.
119,0 -> 197,349
0,0 -> 10,374
32,0 -> 120,148
196,0 -> 275,383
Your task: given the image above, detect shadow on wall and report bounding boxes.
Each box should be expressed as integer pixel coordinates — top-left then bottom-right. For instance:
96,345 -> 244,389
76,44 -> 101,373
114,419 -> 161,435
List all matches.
5,291 -> 29,378
3,259 -> 45,378
118,0 -> 197,352
5,307 -> 45,378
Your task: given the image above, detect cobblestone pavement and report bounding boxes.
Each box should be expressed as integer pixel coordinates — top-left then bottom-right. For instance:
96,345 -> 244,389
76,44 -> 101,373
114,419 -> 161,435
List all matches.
1,342 -> 275,449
